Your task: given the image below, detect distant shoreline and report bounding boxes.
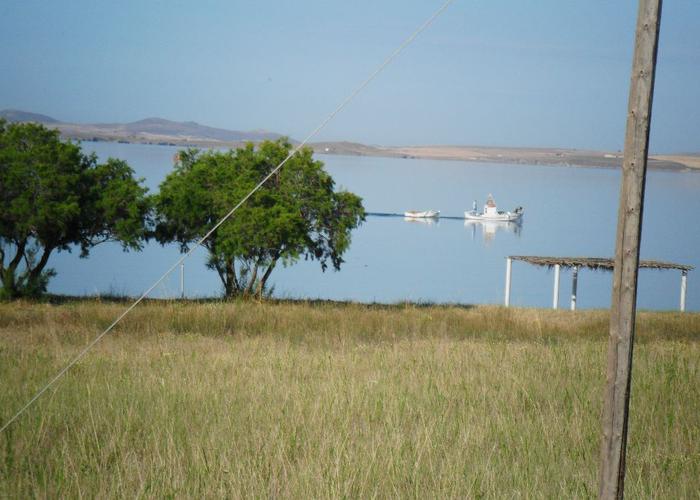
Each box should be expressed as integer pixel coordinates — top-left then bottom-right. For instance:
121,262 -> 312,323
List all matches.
309,142 -> 700,172
81,136 -> 700,172
3,109 -> 697,172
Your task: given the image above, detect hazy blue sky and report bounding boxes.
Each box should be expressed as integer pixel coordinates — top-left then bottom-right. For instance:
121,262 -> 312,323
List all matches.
1,1 -> 698,152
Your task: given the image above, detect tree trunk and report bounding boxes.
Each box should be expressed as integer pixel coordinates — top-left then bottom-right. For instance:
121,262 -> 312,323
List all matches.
256,257 -> 278,298
230,260 -> 240,291
224,258 -> 238,297
27,246 -> 52,285
1,240 -> 27,298
244,260 -> 260,297
213,261 -> 227,291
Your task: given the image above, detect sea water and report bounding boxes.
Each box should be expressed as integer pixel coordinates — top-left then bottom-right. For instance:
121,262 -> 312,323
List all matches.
46,141 -> 700,311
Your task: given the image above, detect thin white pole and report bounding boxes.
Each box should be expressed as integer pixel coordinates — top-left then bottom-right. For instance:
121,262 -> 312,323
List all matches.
553,264 -> 561,309
570,266 -> 579,311
504,257 -> 512,307
680,270 -> 687,312
180,263 -> 185,299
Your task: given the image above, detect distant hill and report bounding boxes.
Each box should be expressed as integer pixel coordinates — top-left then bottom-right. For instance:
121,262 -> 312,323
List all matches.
1,109 -> 287,146
86,117 -> 286,143
0,109 -> 60,124
2,109 -> 697,171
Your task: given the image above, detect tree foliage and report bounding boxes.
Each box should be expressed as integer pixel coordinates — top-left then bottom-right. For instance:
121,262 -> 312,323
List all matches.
0,120 -> 151,298
155,140 -> 365,297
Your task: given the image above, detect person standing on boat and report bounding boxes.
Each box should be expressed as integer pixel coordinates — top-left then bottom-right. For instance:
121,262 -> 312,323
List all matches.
472,200 -> 477,214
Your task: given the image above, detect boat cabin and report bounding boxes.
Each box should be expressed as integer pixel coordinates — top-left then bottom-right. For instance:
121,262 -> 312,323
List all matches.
484,194 -> 499,216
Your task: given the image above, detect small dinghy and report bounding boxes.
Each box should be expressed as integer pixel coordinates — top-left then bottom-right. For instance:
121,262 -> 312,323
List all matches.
464,195 -> 523,222
404,209 -> 440,218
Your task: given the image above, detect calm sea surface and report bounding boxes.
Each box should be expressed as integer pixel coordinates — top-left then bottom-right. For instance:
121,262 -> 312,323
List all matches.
47,141 -> 700,311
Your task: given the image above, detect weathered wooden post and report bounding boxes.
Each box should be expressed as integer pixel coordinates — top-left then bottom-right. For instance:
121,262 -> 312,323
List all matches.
570,266 -> 578,311
504,257 -> 512,307
180,262 -> 185,299
553,264 -> 561,309
599,1 -> 662,498
680,270 -> 687,312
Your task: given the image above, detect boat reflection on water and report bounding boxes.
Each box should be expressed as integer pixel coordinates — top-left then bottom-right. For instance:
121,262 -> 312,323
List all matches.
464,218 -> 522,243
404,216 -> 439,226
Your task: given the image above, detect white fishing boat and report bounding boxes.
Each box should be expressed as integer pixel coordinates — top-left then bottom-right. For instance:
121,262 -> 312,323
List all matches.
464,195 -> 523,222
404,209 -> 440,218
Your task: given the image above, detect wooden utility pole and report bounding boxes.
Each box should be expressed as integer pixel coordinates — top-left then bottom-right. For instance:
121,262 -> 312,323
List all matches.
599,1 -> 662,498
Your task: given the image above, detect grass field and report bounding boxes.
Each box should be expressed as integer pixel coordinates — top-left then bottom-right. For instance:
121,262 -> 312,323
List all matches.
1,300 -> 699,497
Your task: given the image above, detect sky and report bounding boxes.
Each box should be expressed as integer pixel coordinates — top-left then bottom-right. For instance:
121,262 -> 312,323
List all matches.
1,0 -> 698,153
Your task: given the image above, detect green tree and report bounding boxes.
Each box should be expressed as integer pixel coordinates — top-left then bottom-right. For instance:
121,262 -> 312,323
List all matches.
155,139 -> 365,298
0,120 -> 151,299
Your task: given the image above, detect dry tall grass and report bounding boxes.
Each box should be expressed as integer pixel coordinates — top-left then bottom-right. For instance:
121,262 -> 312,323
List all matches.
1,300 -> 698,497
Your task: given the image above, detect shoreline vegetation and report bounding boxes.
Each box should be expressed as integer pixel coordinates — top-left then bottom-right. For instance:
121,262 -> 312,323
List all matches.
1,299 -> 698,496
2,109 -> 698,171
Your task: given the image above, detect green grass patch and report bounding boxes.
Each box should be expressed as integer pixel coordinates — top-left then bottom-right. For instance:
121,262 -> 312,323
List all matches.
1,300 -> 698,497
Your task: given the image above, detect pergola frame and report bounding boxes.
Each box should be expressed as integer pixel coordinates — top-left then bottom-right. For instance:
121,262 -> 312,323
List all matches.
503,256 -> 692,311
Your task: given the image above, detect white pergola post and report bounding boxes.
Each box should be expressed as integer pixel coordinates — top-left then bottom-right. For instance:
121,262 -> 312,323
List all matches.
180,262 -> 185,299
504,257 -> 512,307
680,270 -> 688,312
553,264 -> 561,309
570,266 -> 579,311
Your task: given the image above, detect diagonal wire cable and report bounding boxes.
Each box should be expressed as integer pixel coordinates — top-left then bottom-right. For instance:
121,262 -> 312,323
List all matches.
0,0 -> 455,434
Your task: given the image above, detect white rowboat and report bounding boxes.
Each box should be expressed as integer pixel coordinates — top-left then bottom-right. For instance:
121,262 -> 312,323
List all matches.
404,210 -> 440,218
